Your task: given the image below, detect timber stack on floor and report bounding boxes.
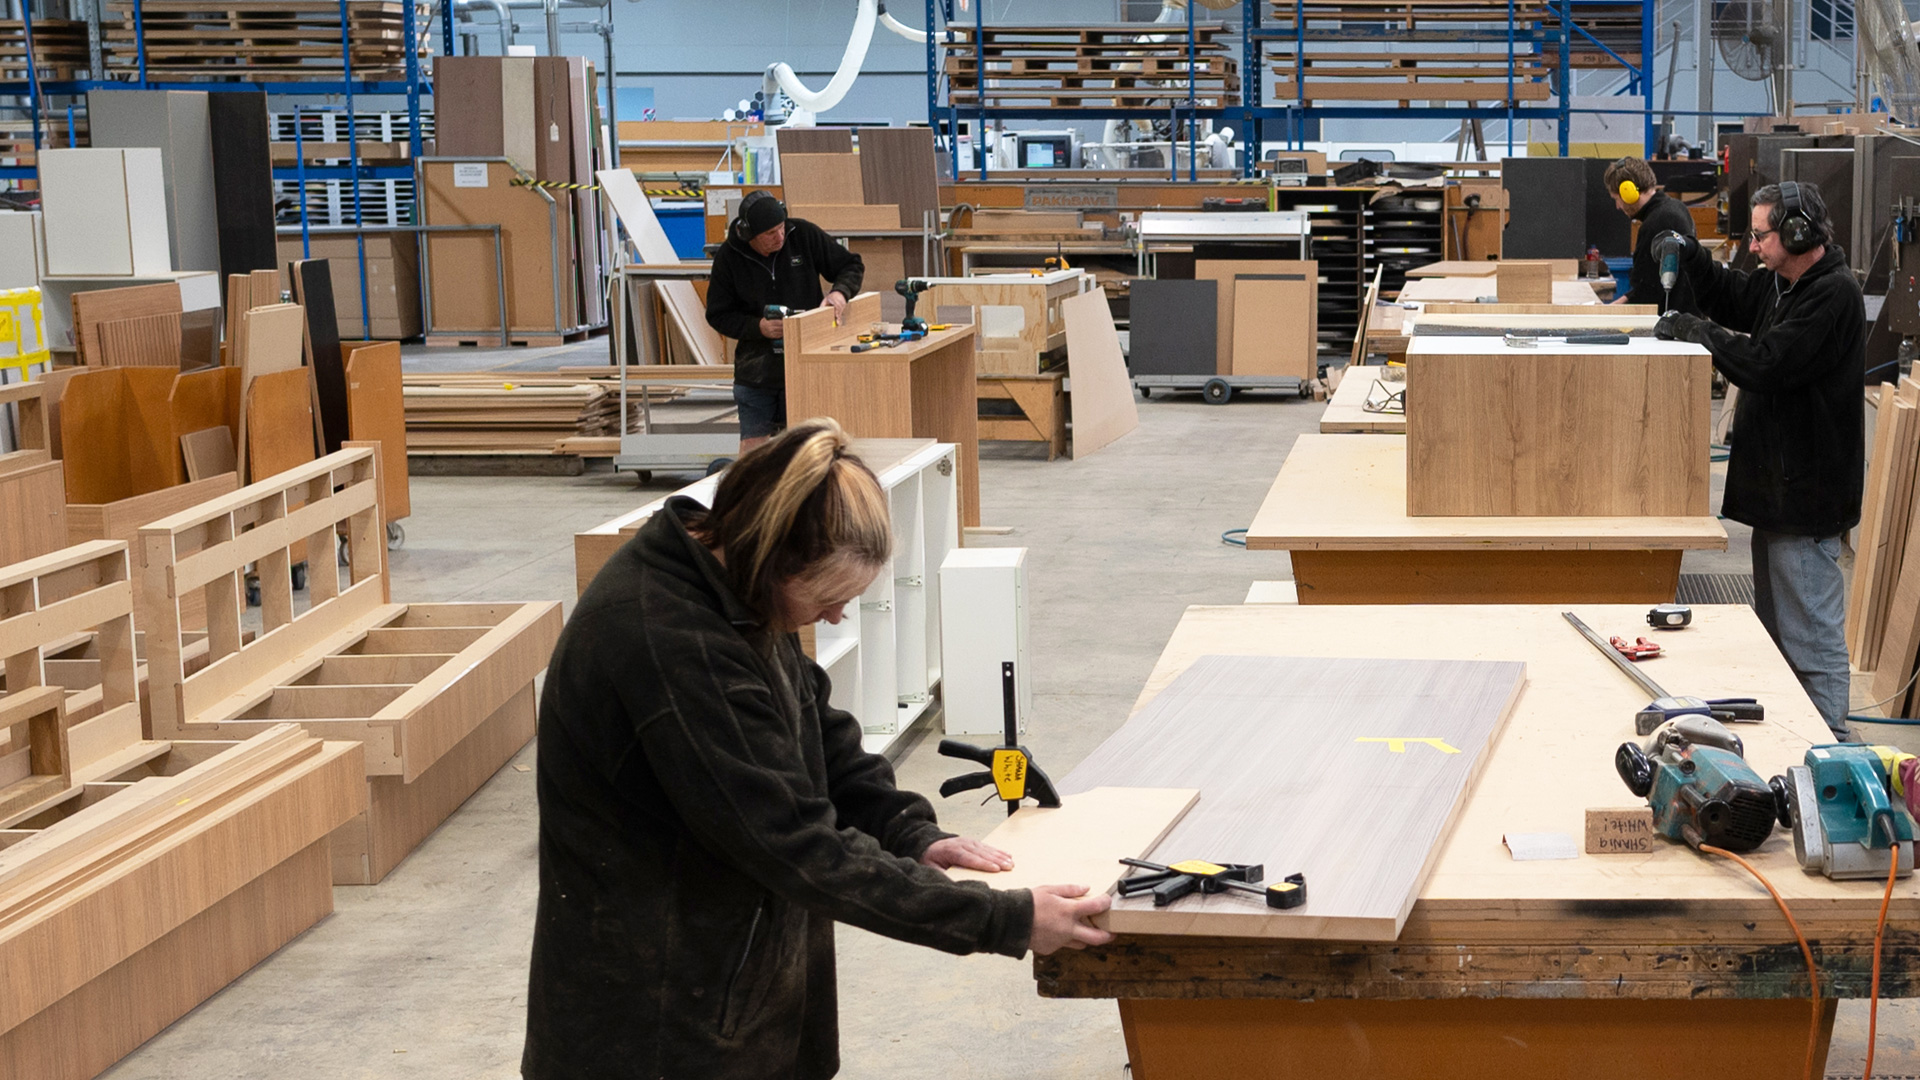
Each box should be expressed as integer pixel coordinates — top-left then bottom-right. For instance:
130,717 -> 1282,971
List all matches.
0,540 -> 365,1080
138,445 -> 564,884
400,372 -> 659,455
945,23 -> 1241,108
1852,380 -> 1920,715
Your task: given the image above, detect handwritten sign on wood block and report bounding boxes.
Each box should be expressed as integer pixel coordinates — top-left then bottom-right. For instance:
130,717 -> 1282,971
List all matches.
1062,654 -> 1526,942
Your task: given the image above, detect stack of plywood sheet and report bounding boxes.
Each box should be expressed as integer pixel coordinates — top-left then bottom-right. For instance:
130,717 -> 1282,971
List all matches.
1851,380 -> 1920,699
400,372 -> 666,455
139,446 -> 564,883
0,539 -> 365,1080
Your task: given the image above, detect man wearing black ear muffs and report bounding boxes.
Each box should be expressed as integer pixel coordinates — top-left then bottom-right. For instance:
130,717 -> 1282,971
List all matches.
1650,182 -> 1867,738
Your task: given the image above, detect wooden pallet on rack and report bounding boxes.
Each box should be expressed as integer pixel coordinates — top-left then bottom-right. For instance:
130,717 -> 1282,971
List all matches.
946,21 -> 1241,107
0,20 -> 89,81
102,0 -> 428,79
0,538 -> 365,1080
138,445 -> 563,884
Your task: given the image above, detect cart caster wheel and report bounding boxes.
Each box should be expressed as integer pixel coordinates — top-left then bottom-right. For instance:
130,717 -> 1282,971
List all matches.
633,470 -> 653,485
1202,378 -> 1233,405
1138,386 -> 1152,399
337,533 -> 350,566
291,562 -> 308,592
1298,381 -> 1313,400
386,522 -> 405,551
706,458 -> 733,476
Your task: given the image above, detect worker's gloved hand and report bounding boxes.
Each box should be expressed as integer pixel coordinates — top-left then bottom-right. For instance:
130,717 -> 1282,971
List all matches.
1655,311 -> 1706,342
1651,230 -> 1697,263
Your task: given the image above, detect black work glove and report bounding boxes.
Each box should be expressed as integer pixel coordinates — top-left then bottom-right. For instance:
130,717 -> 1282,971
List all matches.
1654,311 -> 1706,342
1650,230 -> 1696,264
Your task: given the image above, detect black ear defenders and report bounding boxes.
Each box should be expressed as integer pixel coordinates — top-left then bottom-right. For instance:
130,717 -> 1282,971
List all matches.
1773,180 -> 1823,255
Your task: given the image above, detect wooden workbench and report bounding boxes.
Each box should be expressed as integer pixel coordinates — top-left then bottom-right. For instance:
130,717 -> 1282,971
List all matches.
1244,434 -> 1727,603
1396,276 -> 1603,305
1319,365 -> 1402,433
1036,603 -> 1887,1079
784,293 -> 981,527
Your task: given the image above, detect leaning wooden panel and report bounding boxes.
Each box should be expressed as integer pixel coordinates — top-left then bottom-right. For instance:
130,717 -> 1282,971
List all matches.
138,445 -> 562,882
1405,337 -> 1712,517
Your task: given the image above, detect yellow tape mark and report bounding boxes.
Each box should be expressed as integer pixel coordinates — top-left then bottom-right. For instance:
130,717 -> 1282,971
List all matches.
1355,737 -> 1461,754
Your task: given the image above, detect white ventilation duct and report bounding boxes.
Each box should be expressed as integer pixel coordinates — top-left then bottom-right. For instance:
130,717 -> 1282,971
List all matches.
764,0 -> 877,118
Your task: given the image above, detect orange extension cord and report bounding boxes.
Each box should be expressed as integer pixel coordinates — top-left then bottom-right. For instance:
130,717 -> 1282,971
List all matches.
1701,844 -> 1821,1080
1864,825 -> 1902,1080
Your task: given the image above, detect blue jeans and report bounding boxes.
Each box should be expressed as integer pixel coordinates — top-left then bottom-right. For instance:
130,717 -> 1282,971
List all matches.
1751,529 -> 1852,737
733,383 -> 787,440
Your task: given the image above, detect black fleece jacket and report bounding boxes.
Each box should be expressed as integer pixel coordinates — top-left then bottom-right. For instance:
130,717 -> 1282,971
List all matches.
523,498 -> 1032,1080
705,218 -> 864,390
1626,192 -> 1700,313
1678,242 -> 1866,536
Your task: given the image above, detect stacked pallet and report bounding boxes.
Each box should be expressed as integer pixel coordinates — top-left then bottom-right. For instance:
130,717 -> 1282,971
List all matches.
946,23 -> 1240,107
402,373 -> 657,454
0,20 -> 90,81
102,0 -> 430,80
1264,0 -> 1558,103
1854,380 -> 1920,715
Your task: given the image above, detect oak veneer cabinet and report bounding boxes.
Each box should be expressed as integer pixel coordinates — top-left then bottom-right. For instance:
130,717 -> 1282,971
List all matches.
1404,336 -> 1714,518
0,540 -> 364,1080
1244,434 -> 1726,604
1033,603 -> 1872,1080
571,438 -> 959,758
137,445 -> 563,884
783,292 -> 982,527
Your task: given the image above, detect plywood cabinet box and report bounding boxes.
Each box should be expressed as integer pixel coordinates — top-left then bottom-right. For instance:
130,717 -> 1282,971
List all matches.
572,438 -> 959,758
1404,336 -> 1713,518
0,540 -> 364,1080
921,270 -> 1089,374
138,446 -> 563,884
39,148 -> 173,277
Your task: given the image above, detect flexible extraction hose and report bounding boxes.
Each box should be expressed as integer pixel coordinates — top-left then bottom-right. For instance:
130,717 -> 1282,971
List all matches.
764,0 -> 877,115
878,1 -> 953,43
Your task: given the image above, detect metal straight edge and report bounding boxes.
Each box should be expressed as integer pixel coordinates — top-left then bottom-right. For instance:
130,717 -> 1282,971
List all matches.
1562,610 -> 1668,701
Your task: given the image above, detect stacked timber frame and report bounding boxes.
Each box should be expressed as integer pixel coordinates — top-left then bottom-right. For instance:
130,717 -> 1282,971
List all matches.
0,540 -> 366,1080
138,445 -> 563,884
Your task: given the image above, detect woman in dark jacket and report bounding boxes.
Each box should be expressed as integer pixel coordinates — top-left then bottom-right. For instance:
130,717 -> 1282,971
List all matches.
523,419 -> 1110,1080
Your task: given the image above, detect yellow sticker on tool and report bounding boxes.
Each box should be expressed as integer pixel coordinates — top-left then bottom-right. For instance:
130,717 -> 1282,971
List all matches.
1168,860 -> 1227,877
991,748 -> 1028,802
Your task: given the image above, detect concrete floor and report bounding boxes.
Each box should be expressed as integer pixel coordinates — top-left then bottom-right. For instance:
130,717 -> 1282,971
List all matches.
97,365 -> 1912,1079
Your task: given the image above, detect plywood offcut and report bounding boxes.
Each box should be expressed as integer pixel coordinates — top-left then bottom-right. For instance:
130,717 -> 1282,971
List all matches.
96,312 -> 182,367
245,368 -> 316,482
343,341 -> 410,523
70,282 -> 181,366
945,787 -> 1201,893
781,153 -> 866,207
1059,289 -> 1138,458
595,167 -> 680,265
1062,654 -> 1526,940
1496,262 -> 1554,304
1230,270 -> 1316,378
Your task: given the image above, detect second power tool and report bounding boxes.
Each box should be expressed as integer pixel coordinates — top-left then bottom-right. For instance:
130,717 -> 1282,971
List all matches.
1616,716 -> 1777,853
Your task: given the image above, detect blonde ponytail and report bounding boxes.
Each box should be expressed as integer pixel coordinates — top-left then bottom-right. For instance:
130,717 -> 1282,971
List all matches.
689,418 -> 892,623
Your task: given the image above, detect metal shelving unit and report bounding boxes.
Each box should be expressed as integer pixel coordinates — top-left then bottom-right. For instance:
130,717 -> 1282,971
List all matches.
922,0 -> 1660,177
0,0 -> 434,338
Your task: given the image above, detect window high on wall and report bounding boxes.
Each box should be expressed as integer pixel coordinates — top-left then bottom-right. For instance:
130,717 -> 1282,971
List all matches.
1810,0 -> 1855,40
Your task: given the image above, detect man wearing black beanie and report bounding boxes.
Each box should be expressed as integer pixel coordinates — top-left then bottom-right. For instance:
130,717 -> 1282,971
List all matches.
705,191 -> 865,450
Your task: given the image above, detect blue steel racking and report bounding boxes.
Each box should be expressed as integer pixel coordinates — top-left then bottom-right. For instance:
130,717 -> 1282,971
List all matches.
0,0 -> 434,335
924,0 -> 1668,178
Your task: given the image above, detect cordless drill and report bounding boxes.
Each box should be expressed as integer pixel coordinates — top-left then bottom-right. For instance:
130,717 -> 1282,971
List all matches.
1651,231 -> 1689,312
895,278 -> 930,336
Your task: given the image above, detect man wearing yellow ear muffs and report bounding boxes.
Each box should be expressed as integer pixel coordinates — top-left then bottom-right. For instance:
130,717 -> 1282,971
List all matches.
1604,156 -> 1700,314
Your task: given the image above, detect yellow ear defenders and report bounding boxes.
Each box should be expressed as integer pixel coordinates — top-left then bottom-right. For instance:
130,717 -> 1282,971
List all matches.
1618,179 -> 1641,205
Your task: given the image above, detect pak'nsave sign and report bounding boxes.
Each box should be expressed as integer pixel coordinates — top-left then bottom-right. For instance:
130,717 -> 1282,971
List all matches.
1023,185 -> 1118,211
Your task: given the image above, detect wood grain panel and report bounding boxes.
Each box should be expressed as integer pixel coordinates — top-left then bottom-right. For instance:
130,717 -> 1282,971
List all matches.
245,367 -> 317,482
856,127 -> 938,274
0,461 -> 66,565
780,153 -> 864,207
1290,548 -> 1684,605
69,282 -> 180,366
1495,261 -> 1553,303
168,365 -> 241,455
1229,271 -> 1316,378
344,341 -> 410,522
58,368 -> 183,505
96,312 -> 181,367
775,127 -> 853,155
1060,654 -> 1525,940
1405,340 -> 1712,517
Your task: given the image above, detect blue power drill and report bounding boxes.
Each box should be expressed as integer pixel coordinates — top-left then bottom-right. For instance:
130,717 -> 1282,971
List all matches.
1770,745 -> 1917,880
1651,230 -> 1689,312
1616,716 -> 1777,853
